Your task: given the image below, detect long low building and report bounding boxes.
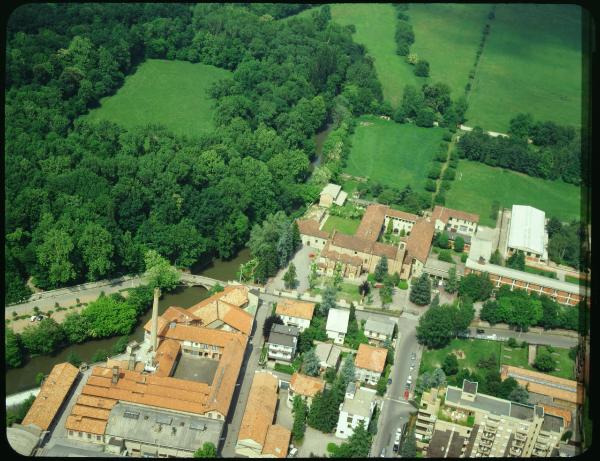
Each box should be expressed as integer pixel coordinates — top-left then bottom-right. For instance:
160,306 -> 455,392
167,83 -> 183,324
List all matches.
465,258 -> 587,306
500,365 -> 583,410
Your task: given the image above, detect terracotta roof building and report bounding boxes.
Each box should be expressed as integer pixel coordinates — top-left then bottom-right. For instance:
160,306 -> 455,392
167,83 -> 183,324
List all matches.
355,204 -> 387,241
355,344 -> 387,386
275,299 -> 316,332
22,362 -> 79,431
287,373 -> 325,408
236,371 -> 290,458
500,365 -> 583,408
297,219 -> 330,250
432,205 -> 480,228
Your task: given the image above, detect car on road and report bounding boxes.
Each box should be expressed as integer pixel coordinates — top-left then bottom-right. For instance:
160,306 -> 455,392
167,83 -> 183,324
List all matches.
288,447 -> 298,458
393,427 -> 403,452
380,447 -> 387,457
410,352 -> 416,360
409,364 -> 415,371
476,328 -> 485,334
29,315 -> 45,322
404,389 -> 409,400
387,378 -> 392,385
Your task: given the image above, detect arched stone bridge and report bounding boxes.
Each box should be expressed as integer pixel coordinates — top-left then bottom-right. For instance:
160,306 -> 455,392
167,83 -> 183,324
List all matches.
179,273 -> 223,289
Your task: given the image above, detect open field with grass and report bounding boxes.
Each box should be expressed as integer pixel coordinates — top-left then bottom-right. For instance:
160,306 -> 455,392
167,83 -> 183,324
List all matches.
322,216 -> 361,235
445,160 -> 581,227
466,4 -> 582,132
420,339 -> 575,380
330,4 -> 422,108
344,115 -> 445,191
408,3 -> 490,96
83,59 -> 231,137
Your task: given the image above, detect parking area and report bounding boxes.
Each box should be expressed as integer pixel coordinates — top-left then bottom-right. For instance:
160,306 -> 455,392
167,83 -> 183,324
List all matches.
276,389 -> 340,458
172,356 -> 219,384
270,245 -> 316,294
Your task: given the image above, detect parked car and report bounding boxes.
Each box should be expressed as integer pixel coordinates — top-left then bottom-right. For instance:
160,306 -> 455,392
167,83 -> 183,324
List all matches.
387,378 -> 392,385
288,447 -> 298,458
380,447 -> 387,457
393,427 -> 402,452
476,328 -> 485,334
30,315 -> 37,322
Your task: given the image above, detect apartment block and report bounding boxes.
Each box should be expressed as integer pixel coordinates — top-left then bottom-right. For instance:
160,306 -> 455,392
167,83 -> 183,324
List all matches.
416,380 -> 564,458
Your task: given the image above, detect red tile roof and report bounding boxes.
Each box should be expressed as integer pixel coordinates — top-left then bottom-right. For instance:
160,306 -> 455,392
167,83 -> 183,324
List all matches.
355,204 -> 387,241
355,344 -> 387,373
432,206 -> 479,224
406,218 -> 436,263
297,219 -> 330,239
385,208 -> 419,222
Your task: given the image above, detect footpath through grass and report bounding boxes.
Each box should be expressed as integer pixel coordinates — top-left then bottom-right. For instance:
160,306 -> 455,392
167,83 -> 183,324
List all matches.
408,3 -> 490,97
344,115 -> 445,192
420,338 -> 575,380
330,4 -> 422,108
84,59 -> 232,137
466,4 -> 582,131
445,160 -> 581,227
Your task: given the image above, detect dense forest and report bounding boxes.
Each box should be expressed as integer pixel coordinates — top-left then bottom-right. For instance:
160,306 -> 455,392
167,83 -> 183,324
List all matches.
5,3 -> 384,304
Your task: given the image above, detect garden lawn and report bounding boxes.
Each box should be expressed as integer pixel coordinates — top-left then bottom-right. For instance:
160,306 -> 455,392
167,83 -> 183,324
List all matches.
466,4 -> 582,132
322,216 -> 361,235
420,339 -> 575,380
565,275 -> 589,287
446,160 -> 581,227
344,115 -> 445,192
330,4 -> 422,108
83,59 -> 231,137
408,3 -> 490,96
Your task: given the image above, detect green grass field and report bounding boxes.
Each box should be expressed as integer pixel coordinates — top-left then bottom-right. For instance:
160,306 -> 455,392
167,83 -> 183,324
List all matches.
408,3 -> 490,97
420,339 -> 575,380
466,4 -> 582,132
344,115 -> 445,191
445,160 -> 581,227
330,4 -> 422,108
83,59 -> 232,137
322,216 -> 361,235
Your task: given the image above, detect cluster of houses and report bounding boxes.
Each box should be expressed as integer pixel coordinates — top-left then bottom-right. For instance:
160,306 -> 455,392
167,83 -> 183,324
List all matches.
256,297 -> 398,446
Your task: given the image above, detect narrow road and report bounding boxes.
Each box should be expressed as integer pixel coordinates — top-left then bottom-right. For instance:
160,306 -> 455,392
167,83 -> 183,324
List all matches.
371,317 -> 421,457
5,388 -> 40,408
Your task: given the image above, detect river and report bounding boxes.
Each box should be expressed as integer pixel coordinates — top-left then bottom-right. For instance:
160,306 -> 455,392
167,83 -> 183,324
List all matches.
5,249 -> 252,395
311,122 -> 335,169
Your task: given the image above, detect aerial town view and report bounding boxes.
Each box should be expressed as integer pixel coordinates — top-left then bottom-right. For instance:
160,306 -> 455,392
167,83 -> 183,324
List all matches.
4,3 -> 592,459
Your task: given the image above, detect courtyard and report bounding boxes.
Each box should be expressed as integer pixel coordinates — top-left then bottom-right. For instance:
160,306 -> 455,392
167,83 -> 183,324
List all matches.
172,355 -> 219,384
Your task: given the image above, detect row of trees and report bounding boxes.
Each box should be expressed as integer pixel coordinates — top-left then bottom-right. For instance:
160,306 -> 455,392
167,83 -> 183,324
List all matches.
355,182 -> 431,214
5,3 -> 384,303
546,218 -> 588,271
480,285 -> 581,332
392,5 -> 430,78
457,119 -> 582,186
5,250 -> 176,368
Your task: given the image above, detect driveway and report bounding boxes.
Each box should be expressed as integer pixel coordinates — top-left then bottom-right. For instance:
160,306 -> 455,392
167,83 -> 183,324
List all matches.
269,245 -> 316,294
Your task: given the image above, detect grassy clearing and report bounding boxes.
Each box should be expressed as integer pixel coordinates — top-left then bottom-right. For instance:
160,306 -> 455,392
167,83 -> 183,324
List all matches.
330,4 -> 422,108
344,115 -> 445,191
322,216 -> 361,235
408,3 -> 490,96
466,4 -> 582,132
420,339 -> 575,380
83,59 -> 231,137
445,160 -> 581,227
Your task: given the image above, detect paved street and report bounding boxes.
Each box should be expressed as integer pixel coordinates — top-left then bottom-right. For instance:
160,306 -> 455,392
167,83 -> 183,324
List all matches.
371,316 -> 422,458
466,326 -> 579,348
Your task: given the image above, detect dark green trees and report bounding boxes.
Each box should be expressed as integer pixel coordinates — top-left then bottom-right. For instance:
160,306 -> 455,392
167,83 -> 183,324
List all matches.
410,273 -> 431,306
374,256 -> 388,282
5,327 -> 23,368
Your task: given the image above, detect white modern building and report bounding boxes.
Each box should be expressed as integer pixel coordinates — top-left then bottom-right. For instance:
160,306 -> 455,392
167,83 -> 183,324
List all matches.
325,308 -> 350,345
506,205 -> 548,263
275,300 -> 316,333
335,383 -> 378,439
267,324 -> 299,363
319,183 -> 348,208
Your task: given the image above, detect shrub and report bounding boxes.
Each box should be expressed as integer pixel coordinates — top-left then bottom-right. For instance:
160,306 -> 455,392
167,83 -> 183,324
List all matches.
91,349 -> 109,363
460,253 -> 468,263
425,179 -> 437,192
438,250 -> 453,263
443,131 -> 452,142
398,280 -> 408,290
427,164 -> 442,179
507,337 -> 518,347
12,311 -> 17,318
443,168 -> 456,181
414,59 -> 430,77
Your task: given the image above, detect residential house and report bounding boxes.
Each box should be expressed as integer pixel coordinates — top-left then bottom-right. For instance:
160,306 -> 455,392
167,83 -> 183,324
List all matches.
334,383 -> 378,439
432,205 -> 480,237
286,373 -> 325,409
314,342 -> 342,372
354,344 -> 387,385
275,299 -> 316,332
416,380 -> 565,458
363,318 -> 395,346
236,371 -> 290,458
326,308 -> 350,345
319,183 -> 348,208
267,324 -> 299,363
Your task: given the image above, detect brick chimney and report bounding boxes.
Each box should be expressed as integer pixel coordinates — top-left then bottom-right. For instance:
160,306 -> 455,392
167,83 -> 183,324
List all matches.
151,287 -> 160,351
111,366 -> 120,384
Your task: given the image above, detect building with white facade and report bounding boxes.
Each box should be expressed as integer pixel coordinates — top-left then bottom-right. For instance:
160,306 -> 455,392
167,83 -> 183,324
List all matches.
506,205 -> 548,263
275,299 -> 316,333
335,383 -> 378,439
363,317 -> 395,346
267,324 -> 299,363
325,308 -> 350,345
319,183 -> 348,208
354,343 -> 387,385
286,373 -> 325,409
